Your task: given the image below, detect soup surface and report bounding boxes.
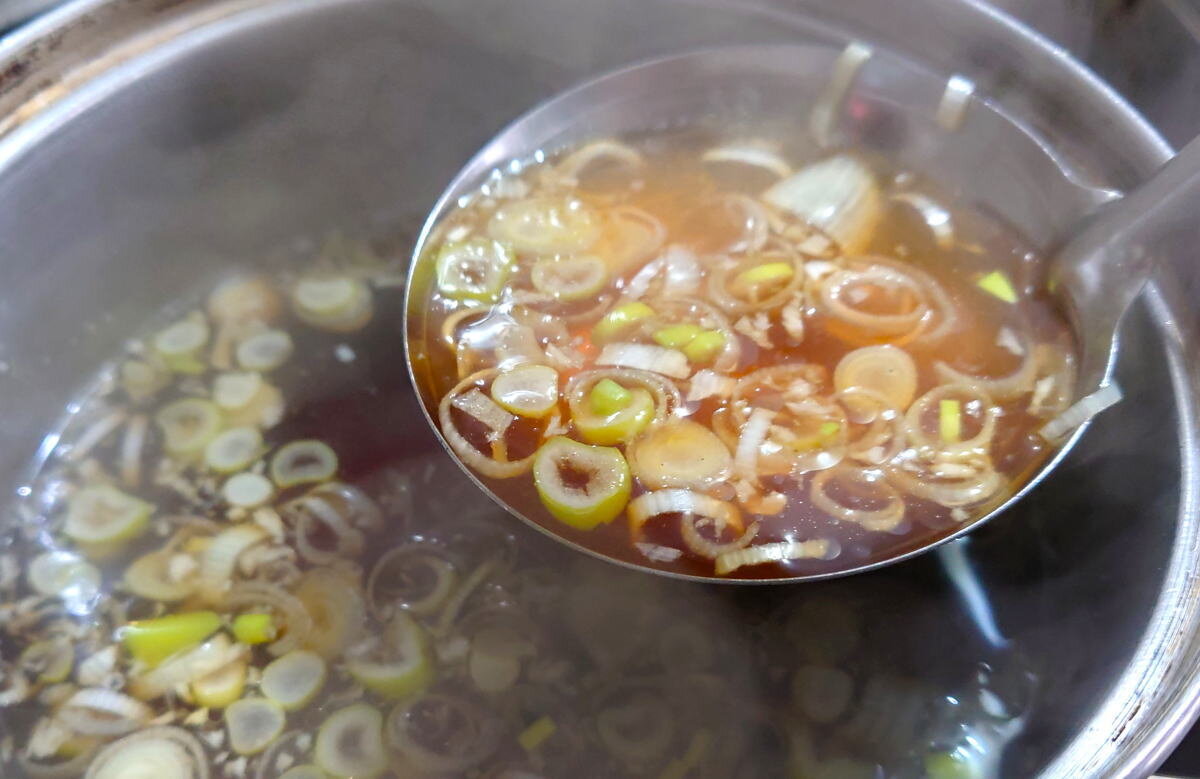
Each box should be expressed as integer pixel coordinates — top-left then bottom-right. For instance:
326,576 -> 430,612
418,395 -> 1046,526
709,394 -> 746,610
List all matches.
412,134 -> 1078,579
0,254 -> 1031,778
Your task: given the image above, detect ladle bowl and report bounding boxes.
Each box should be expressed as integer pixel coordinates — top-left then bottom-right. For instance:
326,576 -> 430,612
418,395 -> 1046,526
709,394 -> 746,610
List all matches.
404,43 -> 1119,583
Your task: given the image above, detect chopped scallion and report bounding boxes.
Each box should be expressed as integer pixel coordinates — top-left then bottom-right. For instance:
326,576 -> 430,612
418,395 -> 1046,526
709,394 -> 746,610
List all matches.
732,261 -> 794,294
940,398 -> 962,443
977,270 -> 1017,303
232,613 -> 276,645
518,715 -> 557,752
594,302 -> 655,342
652,324 -> 704,349
682,330 -> 726,364
590,378 -> 633,416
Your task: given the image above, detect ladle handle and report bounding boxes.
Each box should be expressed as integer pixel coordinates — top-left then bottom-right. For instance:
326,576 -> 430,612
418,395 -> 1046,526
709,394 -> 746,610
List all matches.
1052,134 -> 1200,392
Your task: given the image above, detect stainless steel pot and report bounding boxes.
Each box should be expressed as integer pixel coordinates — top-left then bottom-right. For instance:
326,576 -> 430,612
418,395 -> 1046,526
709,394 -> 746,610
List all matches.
0,0 -> 1194,776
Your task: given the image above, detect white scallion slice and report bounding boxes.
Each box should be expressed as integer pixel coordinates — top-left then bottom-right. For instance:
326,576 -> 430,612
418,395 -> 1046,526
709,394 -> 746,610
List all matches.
701,141 -> 792,179
468,626 -> 532,694
155,398 -> 223,459
124,548 -> 198,602
28,550 -> 101,604
530,255 -> 608,302
490,364 -> 559,418
59,688 -> 152,736
291,277 -> 374,333
213,372 -> 285,429
270,440 -> 338,488
715,539 -> 836,575
261,650 -> 327,711
204,427 -> 264,473
222,472 -> 275,508
64,486 -> 153,547
294,568 -> 366,659
191,657 -> 247,709
834,345 -> 919,410
120,360 -> 171,404
314,704 -> 387,779
207,276 -> 281,326
764,155 -> 881,255
84,726 -> 208,779
152,313 -> 210,374
345,613 -> 434,700
626,419 -> 732,491
19,638 -> 75,684
225,697 -> 286,755
488,196 -> 601,255
236,329 -> 294,371
595,343 -> 690,379
198,524 -> 268,602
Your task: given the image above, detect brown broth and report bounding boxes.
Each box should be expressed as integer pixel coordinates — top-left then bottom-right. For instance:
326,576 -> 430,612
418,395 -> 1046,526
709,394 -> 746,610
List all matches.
414,133 -> 1077,579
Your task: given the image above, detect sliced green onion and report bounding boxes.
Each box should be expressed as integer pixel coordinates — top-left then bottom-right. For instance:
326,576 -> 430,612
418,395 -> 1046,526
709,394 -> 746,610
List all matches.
652,324 -> 704,349
346,613 -> 435,700
213,371 -> 284,429
64,486 -> 153,547
236,329 -> 294,372
314,704 -> 387,778
270,440 -> 338,488
121,611 -> 222,667
19,639 -> 74,684
682,330 -> 726,364
120,360 -> 171,403
925,750 -> 980,779
730,261 -> 794,295
576,387 -> 655,445
590,378 -> 633,416
204,426 -> 263,473
763,154 -> 882,255
593,302 -> 654,343
225,697 -> 286,755
977,270 -> 1018,303
222,472 -> 275,508
490,364 -> 559,418
152,313 -> 210,374
819,420 -> 842,438
435,238 -> 514,303
156,398 -> 223,459
83,727 -> 207,779
627,420 -> 733,491
518,716 -> 556,752
292,276 -> 373,333
715,539 -> 833,575
124,549 -> 198,602
531,255 -> 608,301
27,550 -> 101,604
191,657 -> 247,709
232,613 -> 276,645
940,398 -> 962,443
261,650 -> 327,711
487,196 -> 601,255
533,437 -> 631,530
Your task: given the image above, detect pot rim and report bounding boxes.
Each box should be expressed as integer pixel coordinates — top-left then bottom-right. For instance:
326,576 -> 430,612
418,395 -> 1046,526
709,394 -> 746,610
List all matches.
0,1 -> 1192,776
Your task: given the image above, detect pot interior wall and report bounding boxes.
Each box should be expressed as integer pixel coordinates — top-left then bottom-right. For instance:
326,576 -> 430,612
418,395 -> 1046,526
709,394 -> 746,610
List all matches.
0,0 -> 1185,775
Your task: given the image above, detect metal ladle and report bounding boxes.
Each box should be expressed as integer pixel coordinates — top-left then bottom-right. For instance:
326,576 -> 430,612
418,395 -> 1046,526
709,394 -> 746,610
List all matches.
404,43 -> 1188,583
